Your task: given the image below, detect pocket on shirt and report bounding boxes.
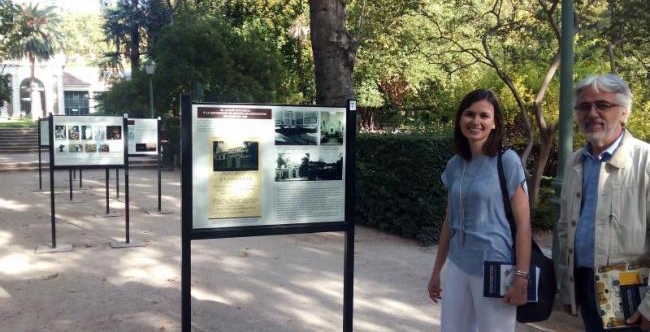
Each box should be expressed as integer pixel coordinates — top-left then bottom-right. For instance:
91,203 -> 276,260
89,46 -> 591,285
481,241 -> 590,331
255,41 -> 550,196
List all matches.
610,186 -> 647,256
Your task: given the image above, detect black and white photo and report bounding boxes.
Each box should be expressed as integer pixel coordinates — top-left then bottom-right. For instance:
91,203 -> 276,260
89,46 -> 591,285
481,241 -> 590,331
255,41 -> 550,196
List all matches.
275,110 -> 318,145
320,111 -> 344,145
213,140 -> 259,171
55,125 -> 66,140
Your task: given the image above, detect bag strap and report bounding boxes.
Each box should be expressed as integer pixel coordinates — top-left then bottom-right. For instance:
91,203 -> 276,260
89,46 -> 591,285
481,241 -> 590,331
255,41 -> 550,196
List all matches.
497,150 -> 542,259
497,150 -> 517,241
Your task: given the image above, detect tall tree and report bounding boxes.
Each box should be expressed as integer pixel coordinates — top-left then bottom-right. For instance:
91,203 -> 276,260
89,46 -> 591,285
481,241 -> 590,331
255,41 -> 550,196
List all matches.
0,0 -> 17,106
309,0 -> 356,105
8,3 -> 62,120
101,0 -> 178,75
423,0 -> 565,207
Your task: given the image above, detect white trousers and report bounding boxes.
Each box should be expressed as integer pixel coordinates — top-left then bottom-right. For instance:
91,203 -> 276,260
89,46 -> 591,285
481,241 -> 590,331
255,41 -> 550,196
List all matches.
440,260 -> 516,332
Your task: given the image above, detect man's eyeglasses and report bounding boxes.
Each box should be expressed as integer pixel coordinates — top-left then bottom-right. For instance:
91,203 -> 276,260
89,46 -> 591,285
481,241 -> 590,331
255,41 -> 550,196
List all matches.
574,101 -> 620,113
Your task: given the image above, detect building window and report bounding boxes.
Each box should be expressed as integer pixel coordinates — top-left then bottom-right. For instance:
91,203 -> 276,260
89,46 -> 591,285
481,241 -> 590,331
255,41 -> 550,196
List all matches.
64,91 -> 89,115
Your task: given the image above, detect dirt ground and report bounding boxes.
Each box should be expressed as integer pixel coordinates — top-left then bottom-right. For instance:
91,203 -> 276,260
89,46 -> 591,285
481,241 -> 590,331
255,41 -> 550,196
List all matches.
0,168 -> 584,331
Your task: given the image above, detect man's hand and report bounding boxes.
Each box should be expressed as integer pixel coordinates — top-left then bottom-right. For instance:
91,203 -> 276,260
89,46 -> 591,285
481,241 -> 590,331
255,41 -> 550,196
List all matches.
626,310 -> 650,329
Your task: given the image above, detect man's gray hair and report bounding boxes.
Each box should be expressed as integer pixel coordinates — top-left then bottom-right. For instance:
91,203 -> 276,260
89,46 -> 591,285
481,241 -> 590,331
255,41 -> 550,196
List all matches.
574,74 -> 633,123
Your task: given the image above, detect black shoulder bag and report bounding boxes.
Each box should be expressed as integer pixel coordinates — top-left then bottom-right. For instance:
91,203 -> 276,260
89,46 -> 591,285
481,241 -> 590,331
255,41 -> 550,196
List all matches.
497,150 -> 556,323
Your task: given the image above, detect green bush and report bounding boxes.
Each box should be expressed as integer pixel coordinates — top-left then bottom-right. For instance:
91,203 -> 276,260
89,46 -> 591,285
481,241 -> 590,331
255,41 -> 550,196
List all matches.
356,133 -> 453,245
531,177 -> 557,230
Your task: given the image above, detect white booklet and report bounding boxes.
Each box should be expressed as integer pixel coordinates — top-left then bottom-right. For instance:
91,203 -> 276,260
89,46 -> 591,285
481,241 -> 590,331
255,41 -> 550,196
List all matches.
483,261 -> 539,302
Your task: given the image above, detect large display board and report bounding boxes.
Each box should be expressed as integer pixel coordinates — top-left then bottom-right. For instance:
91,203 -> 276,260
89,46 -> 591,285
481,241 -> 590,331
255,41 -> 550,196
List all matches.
39,118 -> 49,146
127,118 -> 158,155
191,104 -> 346,229
52,116 -> 125,167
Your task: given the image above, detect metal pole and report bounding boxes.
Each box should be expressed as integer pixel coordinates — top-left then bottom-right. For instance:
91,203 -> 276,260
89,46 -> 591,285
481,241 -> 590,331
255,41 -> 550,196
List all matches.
124,116 -> 130,243
79,169 -> 83,189
149,77 -> 154,119
116,168 -> 120,198
343,100 -> 357,332
69,169 -> 73,201
106,168 -> 110,215
48,114 -> 56,248
552,0 -> 574,283
38,121 -> 42,190
158,118 -> 162,212
181,94 -> 192,332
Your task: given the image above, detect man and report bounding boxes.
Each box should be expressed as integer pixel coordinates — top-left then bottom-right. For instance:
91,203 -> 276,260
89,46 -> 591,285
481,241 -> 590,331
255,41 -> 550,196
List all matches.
558,74 -> 650,331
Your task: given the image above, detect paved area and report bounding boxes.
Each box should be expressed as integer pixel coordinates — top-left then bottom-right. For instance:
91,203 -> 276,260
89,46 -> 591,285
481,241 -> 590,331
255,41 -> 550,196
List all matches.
0,154 -> 584,331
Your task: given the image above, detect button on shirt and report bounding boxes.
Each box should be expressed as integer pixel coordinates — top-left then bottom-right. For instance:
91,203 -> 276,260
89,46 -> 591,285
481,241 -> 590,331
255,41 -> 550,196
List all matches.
575,132 -> 624,268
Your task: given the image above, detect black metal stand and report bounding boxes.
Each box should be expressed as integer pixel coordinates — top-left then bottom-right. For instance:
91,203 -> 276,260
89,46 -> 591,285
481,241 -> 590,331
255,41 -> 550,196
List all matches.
38,121 -> 43,190
181,95 -> 192,332
79,169 -> 83,188
180,97 -> 356,331
38,114 -> 72,254
106,169 -> 110,214
125,154 -> 130,244
49,115 -> 56,248
69,169 -> 73,201
342,99 -> 357,332
116,168 -> 120,199
158,118 -> 162,212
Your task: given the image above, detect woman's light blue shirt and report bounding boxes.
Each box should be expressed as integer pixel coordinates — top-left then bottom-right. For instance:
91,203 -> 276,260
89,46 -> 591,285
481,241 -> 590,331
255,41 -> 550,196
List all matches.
441,149 -> 528,276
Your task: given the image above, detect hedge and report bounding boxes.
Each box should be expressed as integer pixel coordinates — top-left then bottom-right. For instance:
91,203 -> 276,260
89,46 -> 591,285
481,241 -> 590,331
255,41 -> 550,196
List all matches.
355,133 -> 453,245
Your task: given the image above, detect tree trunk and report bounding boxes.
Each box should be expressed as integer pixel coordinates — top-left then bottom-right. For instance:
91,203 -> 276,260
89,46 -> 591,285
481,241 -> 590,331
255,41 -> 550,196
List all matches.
130,0 -> 141,74
29,53 -> 38,120
309,0 -> 356,106
529,127 -> 557,208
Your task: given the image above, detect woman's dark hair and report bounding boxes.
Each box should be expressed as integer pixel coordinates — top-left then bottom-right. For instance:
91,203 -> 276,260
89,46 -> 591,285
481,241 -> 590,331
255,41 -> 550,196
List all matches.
452,89 -> 503,161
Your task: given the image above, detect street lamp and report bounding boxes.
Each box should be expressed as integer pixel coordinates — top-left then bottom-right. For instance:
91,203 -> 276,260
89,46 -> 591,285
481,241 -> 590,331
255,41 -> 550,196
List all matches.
144,59 -> 156,118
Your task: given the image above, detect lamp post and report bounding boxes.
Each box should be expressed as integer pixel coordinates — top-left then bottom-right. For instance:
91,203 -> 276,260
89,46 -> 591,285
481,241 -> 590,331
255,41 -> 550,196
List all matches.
145,59 -> 156,118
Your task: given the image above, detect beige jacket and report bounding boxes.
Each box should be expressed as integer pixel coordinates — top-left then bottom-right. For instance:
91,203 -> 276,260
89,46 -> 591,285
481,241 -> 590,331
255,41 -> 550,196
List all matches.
557,129 -> 650,318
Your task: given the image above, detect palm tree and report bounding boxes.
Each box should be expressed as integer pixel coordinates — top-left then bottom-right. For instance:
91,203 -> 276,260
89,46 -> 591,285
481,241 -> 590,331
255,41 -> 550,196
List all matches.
9,3 -> 62,120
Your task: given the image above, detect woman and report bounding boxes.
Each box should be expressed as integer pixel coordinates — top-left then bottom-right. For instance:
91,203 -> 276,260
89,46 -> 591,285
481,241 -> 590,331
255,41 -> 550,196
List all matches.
427,89 -> 531,332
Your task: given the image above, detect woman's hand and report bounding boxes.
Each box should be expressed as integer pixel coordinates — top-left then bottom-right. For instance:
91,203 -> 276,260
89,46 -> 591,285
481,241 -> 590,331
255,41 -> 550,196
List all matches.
428,272 -> 442,303
503,276 -> 528,306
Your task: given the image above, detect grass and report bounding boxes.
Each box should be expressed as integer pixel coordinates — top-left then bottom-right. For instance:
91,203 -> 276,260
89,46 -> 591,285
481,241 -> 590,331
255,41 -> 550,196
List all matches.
0,117 -> 37,128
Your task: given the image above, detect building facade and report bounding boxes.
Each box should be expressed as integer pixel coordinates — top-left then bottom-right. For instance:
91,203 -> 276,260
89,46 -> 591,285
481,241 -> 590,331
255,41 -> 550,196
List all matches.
0,55 -> 107,121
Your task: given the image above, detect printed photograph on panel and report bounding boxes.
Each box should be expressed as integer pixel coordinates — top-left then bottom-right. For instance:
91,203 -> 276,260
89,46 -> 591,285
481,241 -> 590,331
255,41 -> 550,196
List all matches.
69,144 -> 83,152
275,152 -> 310,181
320,111 -> 344,145
213,141 -> 259,171
107,126 -> 122,140
55,125 -> 66,140
135,143 -> 157,152
85,143 -> 97,152
56,144 -> 67,152
68,125 -> 80,140
274,110 -> 318,145
208,137 -> 261,219
81,125 -> 93,140
276,152 -> 343,181
99,144 -> 110,152
94,126 -> 106,140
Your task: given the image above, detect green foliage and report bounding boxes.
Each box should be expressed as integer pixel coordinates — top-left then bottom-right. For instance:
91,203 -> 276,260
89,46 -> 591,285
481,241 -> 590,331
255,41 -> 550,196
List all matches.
356,133 -> 453,245
152,12 -> 291,106
59,12 -> 110,66
0,117 -> 35,128
0,73 -> 10,105
7,3 -> 62,62
531,178 -> 557,230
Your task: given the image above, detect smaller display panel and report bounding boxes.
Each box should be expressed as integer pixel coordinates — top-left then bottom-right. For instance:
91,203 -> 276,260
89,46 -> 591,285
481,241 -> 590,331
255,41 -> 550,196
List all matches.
39,119 -> 49,146
127,118 -> 158,155
52,116 -> 125,167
